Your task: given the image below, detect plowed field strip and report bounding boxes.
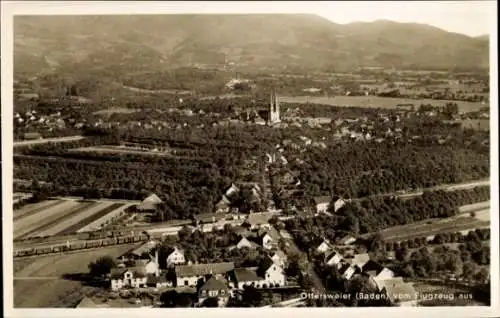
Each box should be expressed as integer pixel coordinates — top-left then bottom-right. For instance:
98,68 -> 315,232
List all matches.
42,202 -> 114,236
14,200 -> 67,221
19,202 -> 98,239
14,200 -> 80,239
56,203 -> 125,236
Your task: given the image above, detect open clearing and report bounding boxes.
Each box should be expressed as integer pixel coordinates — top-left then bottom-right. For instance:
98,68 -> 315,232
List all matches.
14,200 -> 81,239
70,145 -> 171,156
14,135 -> 85,147
14,244 -> 139,308
14,244 -> 137,277
459,201 -> 490,213
93,107 -> 140,115
38,202 -> 117,237
278,96 -> 488,113
14,199 -> 65,221
365,215 -> 489,243
14,279 -> 98,308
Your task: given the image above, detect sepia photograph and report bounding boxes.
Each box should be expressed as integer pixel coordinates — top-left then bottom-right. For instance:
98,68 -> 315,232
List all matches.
1,1 -> 498,317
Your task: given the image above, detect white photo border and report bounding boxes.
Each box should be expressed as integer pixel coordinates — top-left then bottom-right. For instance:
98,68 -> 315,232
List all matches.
2,1 -> 498,318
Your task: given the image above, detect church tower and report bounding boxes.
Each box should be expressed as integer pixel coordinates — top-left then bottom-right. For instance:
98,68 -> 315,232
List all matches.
269,88 -> 280,125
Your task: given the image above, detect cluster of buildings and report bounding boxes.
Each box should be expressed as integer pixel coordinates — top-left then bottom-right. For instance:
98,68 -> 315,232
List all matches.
108,221 -> 290,307
15,110 -> 69,138
315,239 -> 418,306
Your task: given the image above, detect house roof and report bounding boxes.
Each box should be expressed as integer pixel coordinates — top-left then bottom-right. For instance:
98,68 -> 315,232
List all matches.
143,193 -> 163,204
137,194 -> 163,210
314,196 -> 331,205
233,268 -> 263,283
351,253 -> 370,269
216,196 -> 231,208
175,262 -> 235,277
325,250 -> 342,262
258,227 -> 281,241
257,257 -> 276,277
373,277 -> 405,291
383,281 -> 418,302
338,262 -> 353,275
338,235 -> 356,245
111,267 -> 128,279
237,237 -> 260,249
361,260 -> 385,275
234,227 -> 251,237
271,249 -> 287,261
316,240 -> 333,251
130,240 -> 158,257
199,277 -> 229,293
245,212 -> 276,226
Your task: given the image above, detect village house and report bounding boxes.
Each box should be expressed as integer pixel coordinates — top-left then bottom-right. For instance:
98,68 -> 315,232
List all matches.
325,250 -> 343,267
316,239 -> 334,254
235,236 -> 259,250
333,198 -> 347,212
110,267 -> 148,291
270,249 -> 288,268
214,196 -> 230,213
135,252 -> 160,276
362,260 -> 395,280
198,277 -> 230,307
119,240 -> 158,261
137,193 -> 163,212
314,196 -> 331,215
256,227 -> 281,250
338,261 -> 357,280
337,235 -> 357,246
231,268 -> 265,289
175,262 -> 235,287
378,279 -> 418,306
350,253 -> 371,271
166,246 -> 186,267
243,212 -> 275,230
372,276 -> 404,292
256,257 -> 286,287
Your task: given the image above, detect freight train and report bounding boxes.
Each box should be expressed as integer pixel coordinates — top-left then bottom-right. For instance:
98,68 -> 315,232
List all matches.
13,232 -> 150,257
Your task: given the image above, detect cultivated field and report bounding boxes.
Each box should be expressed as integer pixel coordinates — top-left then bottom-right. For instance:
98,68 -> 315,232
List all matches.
278,96 -> 488,112
93,107 -> 140,115
122,85 -> 192,95
13,199 -> 131,240
70,145 -> 171,156
365,211 -> 490,243
14,200 -> 82,239
13,244 -> 138,308
459,201 -> 490,214
13,135 -> 85,147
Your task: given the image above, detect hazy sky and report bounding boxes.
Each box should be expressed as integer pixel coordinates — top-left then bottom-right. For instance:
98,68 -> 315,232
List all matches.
4,1 -> 496,37
316,1 -> 494,37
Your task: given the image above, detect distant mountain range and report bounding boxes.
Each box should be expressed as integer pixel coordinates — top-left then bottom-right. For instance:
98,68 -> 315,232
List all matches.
14,14 -> 489,78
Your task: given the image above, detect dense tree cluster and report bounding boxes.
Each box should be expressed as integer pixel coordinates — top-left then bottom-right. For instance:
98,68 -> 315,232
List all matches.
393,232 -> 490,280
292,141 -> 489,197
88,256 -> 117,278
384,228 -> 490,251
285,186 -> 490,252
